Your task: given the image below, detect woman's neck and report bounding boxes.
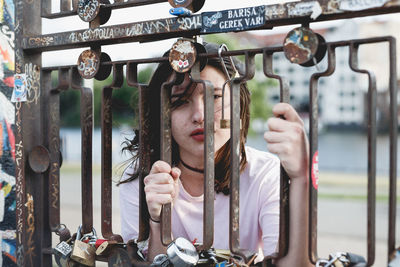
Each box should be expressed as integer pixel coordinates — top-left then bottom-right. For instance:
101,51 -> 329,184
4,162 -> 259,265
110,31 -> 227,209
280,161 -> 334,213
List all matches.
178,161 -> 205,197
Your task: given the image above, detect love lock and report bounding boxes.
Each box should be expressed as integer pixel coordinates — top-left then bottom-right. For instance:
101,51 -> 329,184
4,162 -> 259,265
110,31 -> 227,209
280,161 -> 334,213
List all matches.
169,39 -> 207,73
167,0 -> 205,13
70,225 -> 97,266
166,237 -> 199,267
77,0 -> 111,24
283,27 -> 327,67
77,49 -> 112,80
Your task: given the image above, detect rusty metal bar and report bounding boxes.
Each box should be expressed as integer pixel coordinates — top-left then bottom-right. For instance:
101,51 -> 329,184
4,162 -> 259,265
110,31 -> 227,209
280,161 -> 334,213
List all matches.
101,64 -> 124,240
24,1 -> 400,52
126,62 -> 151,242
60,0 -> 71,12
47,68 -> 69,231
349,43 -> 377,266
229,53 -> 255,261
262,50 -> 290,259
160,72 -> 182,246
388,37 -> 398,263
190,62 -> 215,251
41,0 -> 166,18
309,45 -> 336,264
70,67 -> 94,234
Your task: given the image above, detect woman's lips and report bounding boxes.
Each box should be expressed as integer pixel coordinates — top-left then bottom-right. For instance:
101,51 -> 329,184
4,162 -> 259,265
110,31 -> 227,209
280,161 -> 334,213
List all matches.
190,129 -> 204,142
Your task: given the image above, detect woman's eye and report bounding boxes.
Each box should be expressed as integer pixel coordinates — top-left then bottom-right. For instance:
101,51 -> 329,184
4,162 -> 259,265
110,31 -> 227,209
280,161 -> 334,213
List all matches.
214,95 -> 222,100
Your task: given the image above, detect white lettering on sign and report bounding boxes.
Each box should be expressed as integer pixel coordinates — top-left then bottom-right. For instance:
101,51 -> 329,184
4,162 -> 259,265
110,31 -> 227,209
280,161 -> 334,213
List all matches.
227,7 -> 259,19
339,0 -> 388,11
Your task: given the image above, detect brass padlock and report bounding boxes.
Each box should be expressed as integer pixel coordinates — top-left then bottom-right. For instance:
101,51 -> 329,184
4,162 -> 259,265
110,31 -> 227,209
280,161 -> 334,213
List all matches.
70,225 -> 96,266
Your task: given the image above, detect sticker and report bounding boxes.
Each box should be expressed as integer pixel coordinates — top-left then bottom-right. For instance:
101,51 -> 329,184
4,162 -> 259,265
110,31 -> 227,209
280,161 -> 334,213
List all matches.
201,6 -> 265,33
311,151 -> 319,190
168,39 -> 196,73
339,0 -> 388,11
288,1 -> 317,17
11,74 -> 27,103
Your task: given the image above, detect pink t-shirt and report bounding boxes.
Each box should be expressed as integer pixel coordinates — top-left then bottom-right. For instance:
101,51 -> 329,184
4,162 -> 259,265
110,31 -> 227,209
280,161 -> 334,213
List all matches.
119,146 -> 280,257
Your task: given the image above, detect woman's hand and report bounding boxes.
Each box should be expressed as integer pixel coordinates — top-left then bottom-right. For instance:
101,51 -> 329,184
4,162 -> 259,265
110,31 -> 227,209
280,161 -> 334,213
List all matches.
144,161 -> 181,222
264,103 -> 309,180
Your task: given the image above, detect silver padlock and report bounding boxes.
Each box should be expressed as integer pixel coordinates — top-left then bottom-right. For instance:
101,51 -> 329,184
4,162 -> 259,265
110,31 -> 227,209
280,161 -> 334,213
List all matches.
166,237 -> 199,267
54,241 -> 73,259
70,225 -> 96,266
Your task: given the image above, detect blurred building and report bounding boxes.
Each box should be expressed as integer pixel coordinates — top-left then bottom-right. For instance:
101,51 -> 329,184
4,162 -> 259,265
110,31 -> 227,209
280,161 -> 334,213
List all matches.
233,19 -> 400,131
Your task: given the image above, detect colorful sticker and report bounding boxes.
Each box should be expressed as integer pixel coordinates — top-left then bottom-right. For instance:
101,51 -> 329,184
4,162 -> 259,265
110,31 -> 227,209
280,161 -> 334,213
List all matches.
311,151 -> 319,190
11,74 -> 27,103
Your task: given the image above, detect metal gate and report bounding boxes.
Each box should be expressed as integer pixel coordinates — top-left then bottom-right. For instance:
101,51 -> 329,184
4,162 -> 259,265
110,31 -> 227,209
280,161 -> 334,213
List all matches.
14,0 -> 399,266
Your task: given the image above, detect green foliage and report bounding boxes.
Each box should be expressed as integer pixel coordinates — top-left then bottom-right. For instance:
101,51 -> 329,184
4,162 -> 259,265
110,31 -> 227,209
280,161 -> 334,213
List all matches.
59,66 -> 154,128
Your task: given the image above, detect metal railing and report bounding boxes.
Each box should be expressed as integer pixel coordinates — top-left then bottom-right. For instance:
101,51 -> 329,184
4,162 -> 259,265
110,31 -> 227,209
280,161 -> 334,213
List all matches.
14,0 -> 398,266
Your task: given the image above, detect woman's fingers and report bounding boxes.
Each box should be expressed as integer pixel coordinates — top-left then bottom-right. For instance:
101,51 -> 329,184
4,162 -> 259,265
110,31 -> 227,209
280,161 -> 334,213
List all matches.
272,103 -> 304,125
145,162 -> 182,221
150,160 -> 172,174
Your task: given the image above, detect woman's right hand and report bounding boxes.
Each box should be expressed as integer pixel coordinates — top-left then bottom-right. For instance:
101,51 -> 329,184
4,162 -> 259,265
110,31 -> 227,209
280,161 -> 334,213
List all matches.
144,161 -> 181,222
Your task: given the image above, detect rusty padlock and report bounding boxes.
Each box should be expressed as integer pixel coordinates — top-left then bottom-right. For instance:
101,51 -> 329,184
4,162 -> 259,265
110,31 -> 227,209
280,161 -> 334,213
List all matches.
70,225 -> 96,266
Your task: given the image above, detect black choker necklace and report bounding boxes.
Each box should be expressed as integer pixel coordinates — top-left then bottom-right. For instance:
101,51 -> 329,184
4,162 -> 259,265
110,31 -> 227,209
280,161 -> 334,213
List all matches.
180,159 -> 204,174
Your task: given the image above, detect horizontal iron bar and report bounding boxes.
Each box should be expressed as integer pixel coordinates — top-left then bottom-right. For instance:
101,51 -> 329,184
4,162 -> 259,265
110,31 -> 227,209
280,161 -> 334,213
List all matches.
41,35 -> 394,71
25,0 -> 400,52
41,0 -> 166,19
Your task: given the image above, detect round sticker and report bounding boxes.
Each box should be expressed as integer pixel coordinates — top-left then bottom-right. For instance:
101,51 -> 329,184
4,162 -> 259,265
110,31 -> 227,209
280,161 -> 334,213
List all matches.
169,39 -> 197,73
77,49 -> 100,79
311,151 -> 319,190
283,27 -> 319,65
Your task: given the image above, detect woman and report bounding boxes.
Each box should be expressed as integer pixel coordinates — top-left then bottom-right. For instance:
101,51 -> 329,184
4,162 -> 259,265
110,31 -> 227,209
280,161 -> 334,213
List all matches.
120,43 -> 311,266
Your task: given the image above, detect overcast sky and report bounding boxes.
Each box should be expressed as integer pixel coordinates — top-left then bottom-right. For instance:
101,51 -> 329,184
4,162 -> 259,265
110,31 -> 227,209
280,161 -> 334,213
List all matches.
41,0 -> 399,67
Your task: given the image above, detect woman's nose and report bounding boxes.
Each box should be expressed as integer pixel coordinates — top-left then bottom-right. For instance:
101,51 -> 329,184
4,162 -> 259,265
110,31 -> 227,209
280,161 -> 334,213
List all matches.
191,97 -> 204,125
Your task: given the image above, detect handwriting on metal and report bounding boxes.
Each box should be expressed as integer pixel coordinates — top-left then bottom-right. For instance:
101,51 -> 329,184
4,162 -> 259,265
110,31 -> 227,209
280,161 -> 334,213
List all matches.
338,0 -> 389,11
68,16 -> 201,43
25,193 -> 35,266
201,6 -> 265,33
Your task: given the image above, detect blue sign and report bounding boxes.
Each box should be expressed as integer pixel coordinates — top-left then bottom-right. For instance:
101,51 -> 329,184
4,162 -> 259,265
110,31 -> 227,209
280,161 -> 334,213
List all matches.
201,6 -> 265,33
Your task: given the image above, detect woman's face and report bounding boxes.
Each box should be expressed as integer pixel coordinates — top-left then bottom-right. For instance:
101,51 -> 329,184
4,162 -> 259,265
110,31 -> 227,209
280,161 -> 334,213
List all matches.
170,65 -> 231,163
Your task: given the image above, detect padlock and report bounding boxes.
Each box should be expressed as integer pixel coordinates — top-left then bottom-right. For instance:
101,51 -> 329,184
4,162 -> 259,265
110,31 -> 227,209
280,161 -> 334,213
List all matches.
54,241 -> 73,267
70,225 -> 97,266
166,237 -> 199,267
54,241 -> 73,259
95,240 -> 119,256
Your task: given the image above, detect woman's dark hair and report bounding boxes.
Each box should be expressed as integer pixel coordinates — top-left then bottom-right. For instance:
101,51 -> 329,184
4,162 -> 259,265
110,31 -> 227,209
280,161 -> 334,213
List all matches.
120,42 -> 251,195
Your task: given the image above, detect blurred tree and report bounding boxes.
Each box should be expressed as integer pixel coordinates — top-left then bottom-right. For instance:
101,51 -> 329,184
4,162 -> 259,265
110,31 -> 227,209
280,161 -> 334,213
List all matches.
59,66 -> 154,128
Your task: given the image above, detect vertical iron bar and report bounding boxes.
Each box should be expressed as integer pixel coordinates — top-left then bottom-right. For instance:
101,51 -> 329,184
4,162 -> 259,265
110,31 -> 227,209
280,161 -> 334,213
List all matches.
60,0 -> 71,11
190,62 -> 215,250
309,45 -> 336,264
47,68 -> 69,231
126,62 -> 151,241
229,53 -> 255,261
388,37 -> 398,262
229,79 -> 242,256
101,64 -> 124,241
349,43 -> 377,266
160,72 -> 181,246
101,86 -> 113,238
263,50 -> 290,258
70,67 -> 93,234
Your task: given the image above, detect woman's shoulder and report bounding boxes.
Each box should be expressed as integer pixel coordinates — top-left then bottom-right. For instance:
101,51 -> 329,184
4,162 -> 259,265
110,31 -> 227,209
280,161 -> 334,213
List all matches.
119,162 -> 139,191
245,146 -> 280,168
243,146 -> 280,184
